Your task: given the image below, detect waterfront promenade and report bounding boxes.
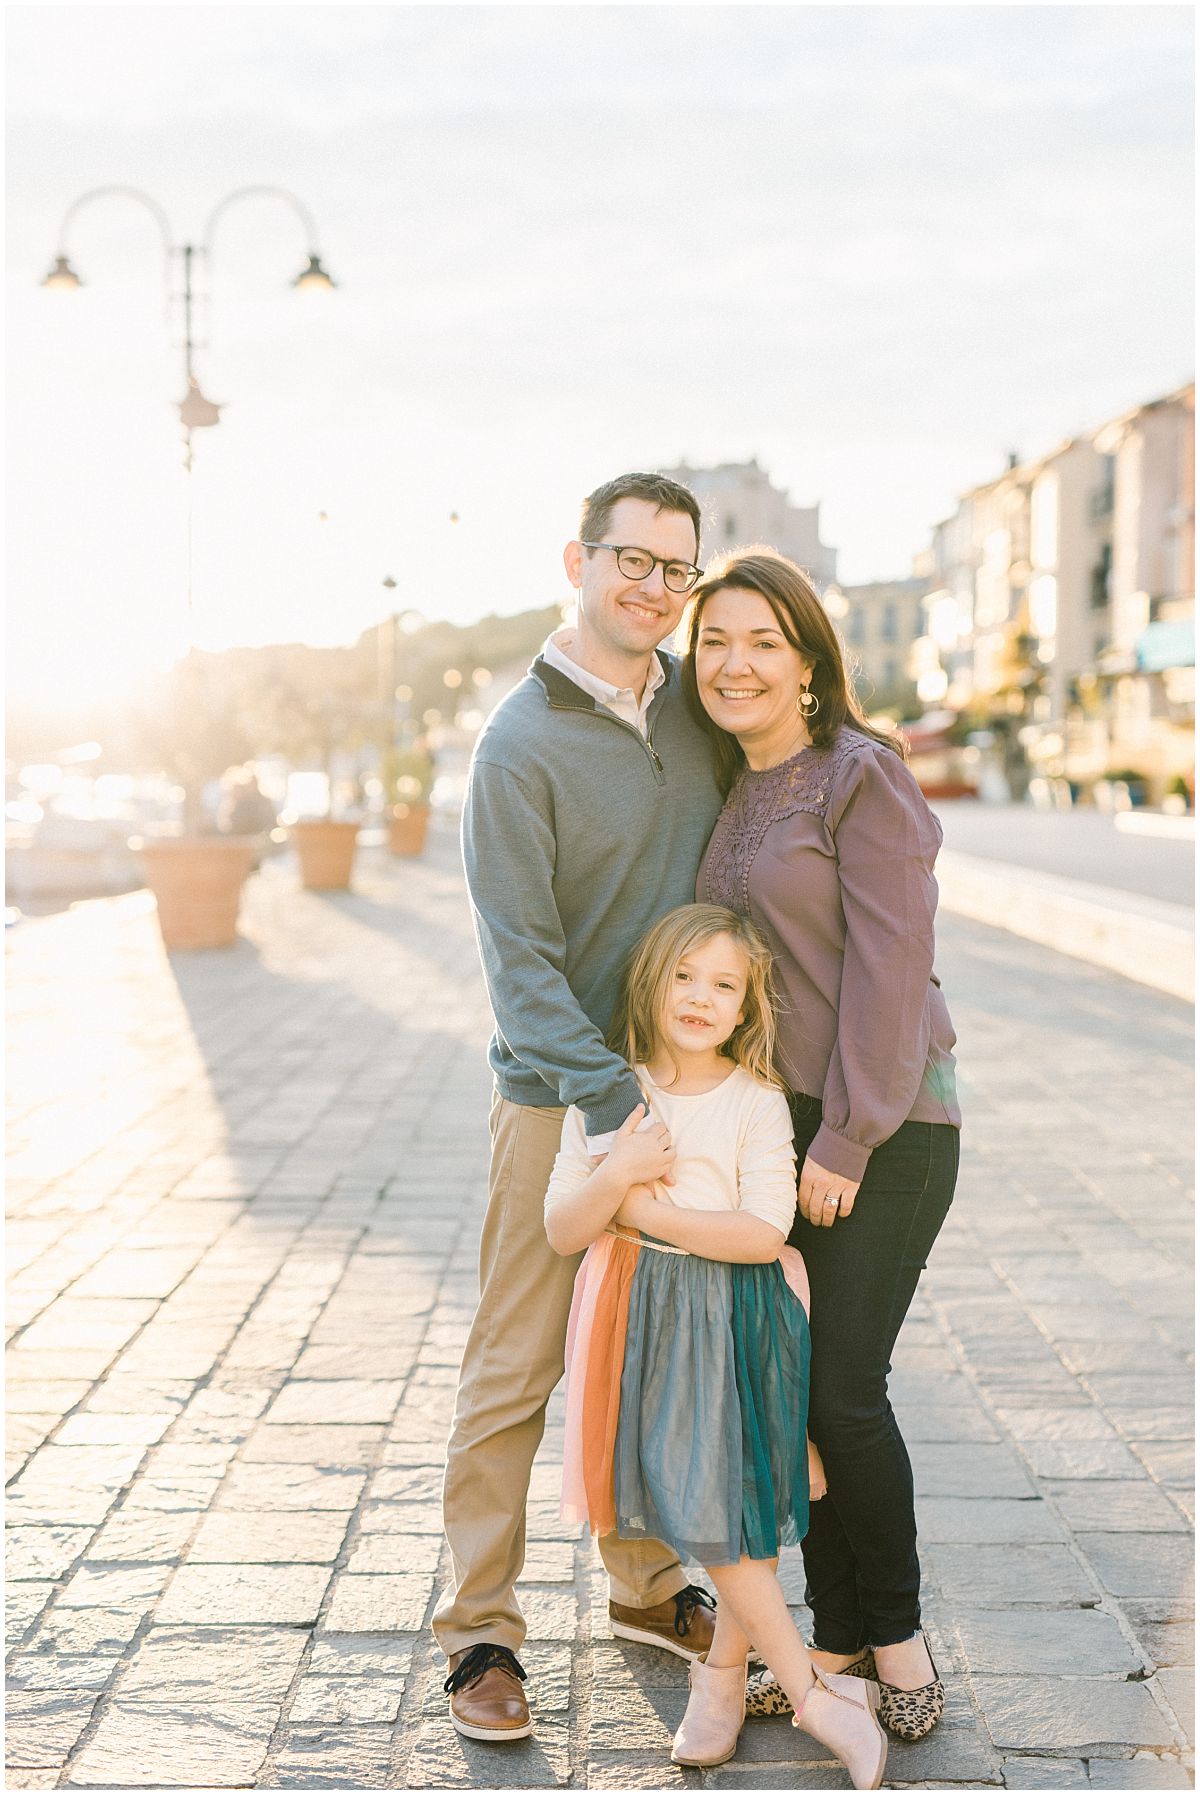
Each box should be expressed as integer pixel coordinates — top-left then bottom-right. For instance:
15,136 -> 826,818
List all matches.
5,819 -> 1193,1788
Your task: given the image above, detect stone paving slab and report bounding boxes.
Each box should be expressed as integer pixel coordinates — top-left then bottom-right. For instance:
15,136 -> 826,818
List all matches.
5,829 -> 1194,1787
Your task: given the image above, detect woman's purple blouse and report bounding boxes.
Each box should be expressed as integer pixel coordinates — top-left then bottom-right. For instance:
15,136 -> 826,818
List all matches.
699,727 -> 961,1183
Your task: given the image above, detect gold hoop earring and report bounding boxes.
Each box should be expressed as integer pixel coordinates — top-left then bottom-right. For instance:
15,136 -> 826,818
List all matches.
797,686 -> 820,717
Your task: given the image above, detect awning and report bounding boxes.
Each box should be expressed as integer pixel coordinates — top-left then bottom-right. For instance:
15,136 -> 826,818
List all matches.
1136,618 -> 1194,672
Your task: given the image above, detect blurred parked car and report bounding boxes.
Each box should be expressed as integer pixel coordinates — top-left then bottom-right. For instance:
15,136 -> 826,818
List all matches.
900,712 -> 980,800
5,809 -> 143,904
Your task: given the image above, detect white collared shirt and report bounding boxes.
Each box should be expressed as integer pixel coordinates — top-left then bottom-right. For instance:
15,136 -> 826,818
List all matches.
541,627 -> 665,739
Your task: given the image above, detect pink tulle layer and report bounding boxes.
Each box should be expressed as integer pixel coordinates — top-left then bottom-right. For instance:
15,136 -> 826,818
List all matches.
561,1230 -> 641,1533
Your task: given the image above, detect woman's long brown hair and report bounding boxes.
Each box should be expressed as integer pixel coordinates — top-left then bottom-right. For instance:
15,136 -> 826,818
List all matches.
681,547 -> 904,795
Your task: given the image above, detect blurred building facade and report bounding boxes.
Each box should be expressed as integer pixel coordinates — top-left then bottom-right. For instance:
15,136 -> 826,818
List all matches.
912,383 -> 1194,802
663,458 -> 838,586
824,578 -> 926,713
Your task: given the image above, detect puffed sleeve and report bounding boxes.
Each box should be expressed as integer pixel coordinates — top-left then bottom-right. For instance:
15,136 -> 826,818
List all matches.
736,1085 -> 799,1235
809,745 -> 942,1183
543,1105 -> 595,1223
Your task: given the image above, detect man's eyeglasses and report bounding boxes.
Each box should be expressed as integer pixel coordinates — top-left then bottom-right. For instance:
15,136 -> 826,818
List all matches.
581,541 -> 702,595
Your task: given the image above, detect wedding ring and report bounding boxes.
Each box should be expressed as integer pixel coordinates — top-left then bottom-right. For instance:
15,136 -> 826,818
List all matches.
824,1194 -> 840,1207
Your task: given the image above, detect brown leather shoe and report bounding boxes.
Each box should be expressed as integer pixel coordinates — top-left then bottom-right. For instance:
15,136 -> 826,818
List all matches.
609,1584 -> 717,1661
444,1643 -> 532,1741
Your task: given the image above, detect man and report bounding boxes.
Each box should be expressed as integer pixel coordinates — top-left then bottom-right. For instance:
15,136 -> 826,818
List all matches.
435,472 -> 725,1741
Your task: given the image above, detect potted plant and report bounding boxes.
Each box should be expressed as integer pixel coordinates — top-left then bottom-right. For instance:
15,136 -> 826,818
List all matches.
253,684 -> 372,892
128,655 -> 258,950
383,742 -> 436,856
292,808 -> 362,889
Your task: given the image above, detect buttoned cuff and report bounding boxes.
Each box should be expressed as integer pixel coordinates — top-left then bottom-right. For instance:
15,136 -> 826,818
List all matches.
807,1124 -> 872,1185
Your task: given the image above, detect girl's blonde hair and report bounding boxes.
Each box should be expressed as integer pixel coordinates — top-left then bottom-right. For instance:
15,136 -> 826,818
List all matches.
608,903 -> 783,1091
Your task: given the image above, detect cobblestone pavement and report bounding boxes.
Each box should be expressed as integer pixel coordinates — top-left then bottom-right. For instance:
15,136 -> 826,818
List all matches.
6,822 -> 1194,1790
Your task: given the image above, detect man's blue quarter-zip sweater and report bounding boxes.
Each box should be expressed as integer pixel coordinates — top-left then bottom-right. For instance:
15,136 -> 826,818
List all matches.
461,649 -> 724,1137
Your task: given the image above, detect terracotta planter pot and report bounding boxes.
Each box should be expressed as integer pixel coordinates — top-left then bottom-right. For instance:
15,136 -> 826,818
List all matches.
388,802 -> 431,857
293,819 -> 360,890
134,837 -> 256,950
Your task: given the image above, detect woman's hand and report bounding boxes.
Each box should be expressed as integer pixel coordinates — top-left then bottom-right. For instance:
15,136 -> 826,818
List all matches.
798,1155 -> 861,1228
604,1105 -> 676,1190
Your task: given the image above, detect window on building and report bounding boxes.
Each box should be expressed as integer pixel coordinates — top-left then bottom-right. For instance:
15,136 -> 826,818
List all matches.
1030,574 -> 1057,641
724,514 -> 737,539
881,603 -> 897,642
847,608 -> 865,646
1090,457 -> 1116,521
1090,544 -> 1112,611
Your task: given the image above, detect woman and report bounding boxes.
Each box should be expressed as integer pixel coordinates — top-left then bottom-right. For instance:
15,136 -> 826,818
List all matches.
683,548 -> 961,1742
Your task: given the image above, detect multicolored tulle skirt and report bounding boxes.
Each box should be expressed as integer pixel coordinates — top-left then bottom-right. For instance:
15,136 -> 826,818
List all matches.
562,1229 -> 811,1567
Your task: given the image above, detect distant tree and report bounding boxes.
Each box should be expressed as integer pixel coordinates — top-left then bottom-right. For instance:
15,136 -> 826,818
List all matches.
127,653 -> 255,834
391,605 -> 563,726
7,601 -> 567,814
227,643 -> 378,775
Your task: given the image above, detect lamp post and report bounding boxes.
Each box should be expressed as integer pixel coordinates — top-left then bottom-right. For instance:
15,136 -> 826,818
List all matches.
378,576 -> 400,751
41,183 -> 336,617
39,186 -> 339,941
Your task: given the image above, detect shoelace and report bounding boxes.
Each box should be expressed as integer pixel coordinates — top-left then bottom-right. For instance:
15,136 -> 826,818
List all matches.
443,1643 -> 527,1695
673,1584 -> 717,1639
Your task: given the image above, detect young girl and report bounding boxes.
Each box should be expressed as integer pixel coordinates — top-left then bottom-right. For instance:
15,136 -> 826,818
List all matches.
544,904 -> 887,1790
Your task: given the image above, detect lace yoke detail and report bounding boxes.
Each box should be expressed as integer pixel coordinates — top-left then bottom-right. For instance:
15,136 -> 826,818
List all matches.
703,732 -> 866,915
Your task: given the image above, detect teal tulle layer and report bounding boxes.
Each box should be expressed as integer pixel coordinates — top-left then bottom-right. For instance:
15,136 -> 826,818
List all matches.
612,1252 -> 810,1566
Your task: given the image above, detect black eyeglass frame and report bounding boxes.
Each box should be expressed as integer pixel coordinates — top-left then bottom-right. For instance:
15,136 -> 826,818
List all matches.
580,540 -> 702,594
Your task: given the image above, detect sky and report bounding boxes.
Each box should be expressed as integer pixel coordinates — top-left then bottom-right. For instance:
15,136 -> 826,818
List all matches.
7,4 -> 1194,704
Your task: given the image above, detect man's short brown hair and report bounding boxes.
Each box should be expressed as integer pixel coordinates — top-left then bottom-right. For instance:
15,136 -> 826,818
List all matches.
579,472 -> 702,563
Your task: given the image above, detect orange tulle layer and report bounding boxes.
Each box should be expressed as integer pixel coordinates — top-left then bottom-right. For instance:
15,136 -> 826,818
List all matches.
561,1230 -> 641,1536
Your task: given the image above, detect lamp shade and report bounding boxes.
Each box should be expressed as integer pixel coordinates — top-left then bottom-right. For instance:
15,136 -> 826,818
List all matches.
42,254 -> 83,290
178,378 -> 223,429
293,253 -> 336,291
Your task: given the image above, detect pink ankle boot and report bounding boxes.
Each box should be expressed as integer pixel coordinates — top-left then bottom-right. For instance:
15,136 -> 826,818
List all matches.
793,1668 -> 888,1790
670,1657 -> 748,1767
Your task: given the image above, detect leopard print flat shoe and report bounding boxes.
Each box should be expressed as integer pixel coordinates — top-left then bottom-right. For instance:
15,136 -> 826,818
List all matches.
876,1632 -> 944,1741
744,1647 -> 876,1719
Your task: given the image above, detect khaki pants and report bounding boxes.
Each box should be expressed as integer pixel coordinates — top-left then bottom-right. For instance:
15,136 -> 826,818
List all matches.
433,1091 -> 687,1657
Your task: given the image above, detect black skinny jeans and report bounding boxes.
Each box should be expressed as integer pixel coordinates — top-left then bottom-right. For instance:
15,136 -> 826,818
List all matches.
789,1091 -> 959,1652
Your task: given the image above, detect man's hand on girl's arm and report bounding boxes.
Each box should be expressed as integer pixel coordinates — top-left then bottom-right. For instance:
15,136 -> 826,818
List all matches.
589,1105 -> 677,1186
598,1106 -> 676,1188
545,1109 -> 673,1257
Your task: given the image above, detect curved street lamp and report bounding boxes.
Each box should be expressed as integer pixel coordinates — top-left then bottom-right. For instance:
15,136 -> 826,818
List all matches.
42,183 -> 335,453
41,183 -> 337,616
